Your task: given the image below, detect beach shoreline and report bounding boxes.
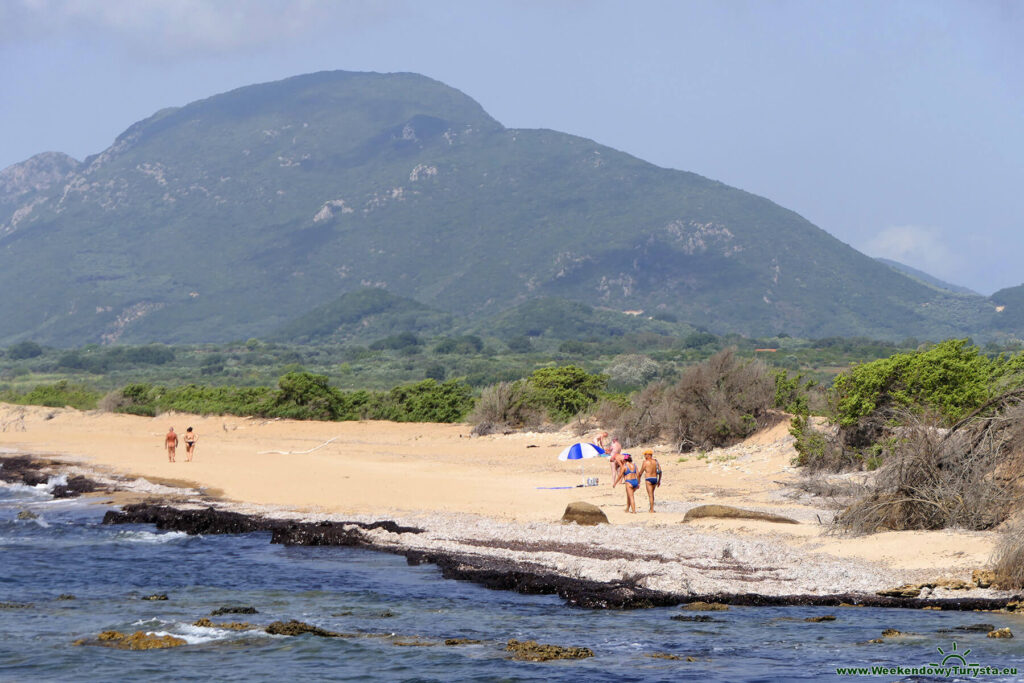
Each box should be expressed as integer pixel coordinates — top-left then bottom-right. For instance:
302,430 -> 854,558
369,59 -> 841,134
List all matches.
0,402 -> 1016,610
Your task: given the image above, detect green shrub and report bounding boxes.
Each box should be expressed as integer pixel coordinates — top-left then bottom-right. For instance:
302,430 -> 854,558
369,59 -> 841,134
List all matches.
368,379 -> 473,423
832,339 -> 1014,427
525,365 -> 607,421
7,341 -> 43,360
0,380 -> 100,410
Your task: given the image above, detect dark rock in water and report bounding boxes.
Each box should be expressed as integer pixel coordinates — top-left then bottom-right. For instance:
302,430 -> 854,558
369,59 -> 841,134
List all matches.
682,504 -> 799,524
881,629 -> 904,637
373,609 -> 396,618
104,504 -> 277,535
444,638 -> 482,645
0,456 -> 104,497
270,519 -> 422,546
16,510 -> 37,520
50,475 -> 99,498
76,630 -> 186,650
506,638 -> 594,661
142,594 -> 168,601
103,504 -> 421,545
561,501 -> 609,526
671,615 -> 717,622
265,620 -> 346,638
0,602 -> 33,609
56,594 -> 76,600
805,615 -> 837,622
681,601 -> 729,611
938,623 -> 995,633
211,606 -> 258,616
647,653 -> 698,661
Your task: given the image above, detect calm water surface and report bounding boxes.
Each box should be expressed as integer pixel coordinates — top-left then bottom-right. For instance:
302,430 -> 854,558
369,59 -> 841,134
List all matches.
2,481 -> 1024,682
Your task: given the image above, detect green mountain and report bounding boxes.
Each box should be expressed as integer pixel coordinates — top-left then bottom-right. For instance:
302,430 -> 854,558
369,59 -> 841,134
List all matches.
0,70 -> 1011,345
874,258 -> 978,296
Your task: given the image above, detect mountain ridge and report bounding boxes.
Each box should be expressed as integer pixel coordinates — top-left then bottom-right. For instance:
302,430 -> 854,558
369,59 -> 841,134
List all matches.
0,70 -> 1013,345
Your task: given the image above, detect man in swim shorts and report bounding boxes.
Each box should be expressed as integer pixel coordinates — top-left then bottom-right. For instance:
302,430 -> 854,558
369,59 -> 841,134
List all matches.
165,427 -> 178,463
639,449 -> 661,513
608,437 -> 624,486
184,427 -> 197,462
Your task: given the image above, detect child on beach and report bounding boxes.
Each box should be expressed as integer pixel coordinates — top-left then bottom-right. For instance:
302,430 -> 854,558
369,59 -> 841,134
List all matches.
638,450 -> 661,512
614,454 -> 640,513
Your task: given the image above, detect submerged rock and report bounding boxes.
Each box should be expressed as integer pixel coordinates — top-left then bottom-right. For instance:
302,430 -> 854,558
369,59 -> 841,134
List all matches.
682,505 -> 799,524
506,638 -> 594,661
680,601 -> 729,611
671,615 -> 718,622
56,594 -> 76,601
16,510 -> 37,520
0,602 -> 33,609
938,623 -> 995,633
988,628 -> 1013,639
142,594 -> 168,601
561,501 -> 609,526
804,615 -> 837,622
647,653 -> 698,661
444,638 -> 482,645
79,630 -> 187,650
211,606 -> 258,616
881,629 -> 904,638
193,617 -> 256,631
265,620 -> 346,638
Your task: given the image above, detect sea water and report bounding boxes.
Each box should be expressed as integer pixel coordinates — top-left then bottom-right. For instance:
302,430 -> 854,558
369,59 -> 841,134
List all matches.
3,483 -> 1024,682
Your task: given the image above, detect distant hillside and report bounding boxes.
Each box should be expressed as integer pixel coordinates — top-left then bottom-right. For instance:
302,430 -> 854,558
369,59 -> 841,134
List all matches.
270,288 -> 453,344
875,258 -> 978,296
0,70 -> 1009,345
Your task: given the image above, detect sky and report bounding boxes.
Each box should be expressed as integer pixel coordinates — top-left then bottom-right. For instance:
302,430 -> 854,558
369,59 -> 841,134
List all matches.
1,0 -> 1020,294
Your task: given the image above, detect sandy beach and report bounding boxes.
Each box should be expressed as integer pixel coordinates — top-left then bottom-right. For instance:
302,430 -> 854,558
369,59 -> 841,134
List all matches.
0,402 -> 1007,602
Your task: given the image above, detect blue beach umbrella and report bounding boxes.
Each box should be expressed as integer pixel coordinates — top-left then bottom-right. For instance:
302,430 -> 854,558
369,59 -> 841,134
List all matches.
557,442 -> 605,461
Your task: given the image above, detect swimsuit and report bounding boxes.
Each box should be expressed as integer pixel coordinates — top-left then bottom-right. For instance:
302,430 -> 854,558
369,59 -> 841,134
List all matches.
645,477 -> 658,485
623,464 -> 639,489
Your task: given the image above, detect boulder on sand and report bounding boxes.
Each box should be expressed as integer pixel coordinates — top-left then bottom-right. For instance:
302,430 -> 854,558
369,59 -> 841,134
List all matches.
682,505 -> 799,524
561,501 -> 609,526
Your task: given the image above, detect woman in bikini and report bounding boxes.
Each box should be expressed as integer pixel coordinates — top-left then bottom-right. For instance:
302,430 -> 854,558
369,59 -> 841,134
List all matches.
614,454 -> 640,513
184,427 -> 197,462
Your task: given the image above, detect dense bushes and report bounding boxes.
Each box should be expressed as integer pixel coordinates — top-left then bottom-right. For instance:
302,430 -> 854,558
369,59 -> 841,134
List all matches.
603,350 -> 777,450
102,373 -> 473,423
0,380 -> 100,410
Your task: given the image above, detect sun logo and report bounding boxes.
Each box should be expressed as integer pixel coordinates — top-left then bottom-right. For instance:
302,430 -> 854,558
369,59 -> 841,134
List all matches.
931,641 -> 974,667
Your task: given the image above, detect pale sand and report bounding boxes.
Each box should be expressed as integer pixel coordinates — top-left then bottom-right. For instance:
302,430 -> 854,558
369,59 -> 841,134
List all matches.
0,403 -> 1002,596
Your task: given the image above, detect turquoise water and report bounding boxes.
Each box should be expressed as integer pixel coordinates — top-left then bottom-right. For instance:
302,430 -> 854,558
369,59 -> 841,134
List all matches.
2,483 -> 1024,682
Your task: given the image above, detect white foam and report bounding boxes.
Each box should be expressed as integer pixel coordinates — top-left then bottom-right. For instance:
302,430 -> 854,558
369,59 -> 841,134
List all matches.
39,474 -> 67,493
115,530 -> 190,544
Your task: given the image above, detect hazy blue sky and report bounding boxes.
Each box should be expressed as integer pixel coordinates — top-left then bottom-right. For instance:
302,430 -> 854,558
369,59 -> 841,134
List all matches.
2,0 -> 1020,293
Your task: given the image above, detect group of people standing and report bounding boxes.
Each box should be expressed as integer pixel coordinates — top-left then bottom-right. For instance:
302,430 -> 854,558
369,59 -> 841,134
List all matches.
595,432 -> 661,513
164,426 -> 197,463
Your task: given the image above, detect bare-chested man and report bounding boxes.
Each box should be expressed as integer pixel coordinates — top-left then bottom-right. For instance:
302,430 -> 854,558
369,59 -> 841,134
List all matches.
165,427 -> 178,463
608,437 -> 624,486
639,449 -> 661,512
184,427 -> 197,462
594,431 -> 609,453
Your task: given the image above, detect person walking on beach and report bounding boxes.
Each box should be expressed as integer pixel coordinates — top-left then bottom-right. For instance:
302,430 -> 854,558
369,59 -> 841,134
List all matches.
614,454 -> 640,513
184,427 -> 197,462
639,449 -> 661,513
595,431 -> 609,453
608,437 -> 624,485
164,427 -> 178,463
